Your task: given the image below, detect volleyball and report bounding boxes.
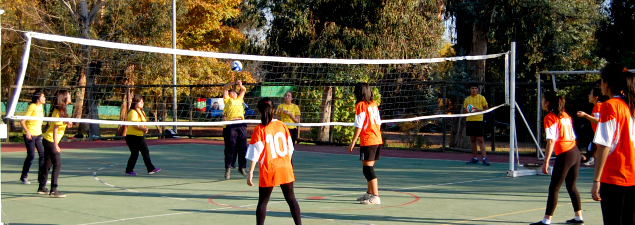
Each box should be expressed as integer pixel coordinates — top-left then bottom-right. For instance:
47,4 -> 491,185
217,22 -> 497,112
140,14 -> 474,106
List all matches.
230,60 -> 242,71
467,104 -> 476,113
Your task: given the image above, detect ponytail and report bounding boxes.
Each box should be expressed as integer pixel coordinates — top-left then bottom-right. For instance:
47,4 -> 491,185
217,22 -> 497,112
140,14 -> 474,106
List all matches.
257,97 -> 275,126
601,63 -> 635,114
544,91 -> 565,117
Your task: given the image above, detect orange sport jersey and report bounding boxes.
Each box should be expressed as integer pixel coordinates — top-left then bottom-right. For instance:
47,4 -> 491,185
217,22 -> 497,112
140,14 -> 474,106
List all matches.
246,120 -> 295,187
591,101 -> 603,132
543,111 -> 577,155
354,101 -> 383,146
593,97 -> 635,186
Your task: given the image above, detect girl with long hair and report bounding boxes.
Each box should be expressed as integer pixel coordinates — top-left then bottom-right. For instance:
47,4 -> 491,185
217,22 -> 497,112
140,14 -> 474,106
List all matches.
124,95 -> 160,175
246,97 -> 301,225
38,90 -> 73,198
348,82 -> 383,204
530,91 -> 583,225
19,90 -> 46,184
592,63 -> 635,224
277,91 -> 301,144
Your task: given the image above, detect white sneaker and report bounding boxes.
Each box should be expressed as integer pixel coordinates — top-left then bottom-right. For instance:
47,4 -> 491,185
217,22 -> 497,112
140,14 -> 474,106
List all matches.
357,192 -> 372,201
583,157 -> 595,166
360,195 -> 380,205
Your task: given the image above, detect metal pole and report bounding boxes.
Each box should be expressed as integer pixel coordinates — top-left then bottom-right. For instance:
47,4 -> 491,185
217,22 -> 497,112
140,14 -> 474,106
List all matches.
0,9 -> 5,225
509,42 -> 516,175
172,0 -> 178,132
537,73 -> 542,159
442,85 -> 446,151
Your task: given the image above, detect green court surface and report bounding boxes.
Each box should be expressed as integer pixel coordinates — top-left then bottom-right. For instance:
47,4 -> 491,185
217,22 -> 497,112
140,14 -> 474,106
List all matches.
1,142 -> 602,224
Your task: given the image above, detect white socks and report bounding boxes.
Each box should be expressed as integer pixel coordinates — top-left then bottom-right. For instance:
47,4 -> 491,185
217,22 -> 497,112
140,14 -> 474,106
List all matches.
574,216 -> 583,221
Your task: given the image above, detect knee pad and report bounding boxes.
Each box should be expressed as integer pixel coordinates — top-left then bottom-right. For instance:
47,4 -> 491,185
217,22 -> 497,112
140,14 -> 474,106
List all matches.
362,166 -> 377,181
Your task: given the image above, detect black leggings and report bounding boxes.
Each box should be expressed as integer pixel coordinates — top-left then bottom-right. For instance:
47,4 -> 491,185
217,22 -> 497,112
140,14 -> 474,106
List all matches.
125,135 -> 156,173
545,147 -> 581,216
21,134 -> 44,179
257,182 -> 301,225
39,139 -> 61,191
600,183 -> 635,225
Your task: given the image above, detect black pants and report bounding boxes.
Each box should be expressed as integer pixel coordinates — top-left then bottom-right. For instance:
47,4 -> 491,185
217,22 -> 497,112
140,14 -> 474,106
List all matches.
21,134 -> 44,179
125,135 -> 156,173
545,148 -> 581,216
289,128 -> 298,144
257,182 -> 302,225
223,124 -> 247,169
39,139 -> 61,191
600,183 -> 635,225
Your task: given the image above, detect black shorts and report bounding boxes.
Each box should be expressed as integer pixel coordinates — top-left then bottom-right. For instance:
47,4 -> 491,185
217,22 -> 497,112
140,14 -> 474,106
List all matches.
466,121 -> 484,137
360,145 -> 381,161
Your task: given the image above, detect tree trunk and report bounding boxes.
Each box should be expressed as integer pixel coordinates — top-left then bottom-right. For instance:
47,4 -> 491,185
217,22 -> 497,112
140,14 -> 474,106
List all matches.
317,86 -> 332,142
116,65 -> 135,136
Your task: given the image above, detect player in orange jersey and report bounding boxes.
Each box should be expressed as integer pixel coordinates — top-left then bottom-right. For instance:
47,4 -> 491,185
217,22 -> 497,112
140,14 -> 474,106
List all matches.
246,97 -> 301,225
530,91 -> 583,225
348,82 -> 383,205
592,63 -> 635,225
576,87 -> 608,166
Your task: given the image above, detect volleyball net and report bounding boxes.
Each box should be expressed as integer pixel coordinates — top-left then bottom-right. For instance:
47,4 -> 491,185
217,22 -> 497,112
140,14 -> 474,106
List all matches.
6,32 -> 522,152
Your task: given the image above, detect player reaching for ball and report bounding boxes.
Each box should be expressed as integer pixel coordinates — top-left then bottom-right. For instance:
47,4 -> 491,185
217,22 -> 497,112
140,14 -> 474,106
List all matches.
464,83 -> 490,166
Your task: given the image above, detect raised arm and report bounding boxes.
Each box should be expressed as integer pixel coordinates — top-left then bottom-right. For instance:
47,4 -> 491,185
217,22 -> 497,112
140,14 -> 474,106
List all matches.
237,80 -> 247,99
223,81 -> 234,99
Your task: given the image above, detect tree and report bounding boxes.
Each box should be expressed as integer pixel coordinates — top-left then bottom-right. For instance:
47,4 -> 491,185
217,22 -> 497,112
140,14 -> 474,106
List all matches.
596,0 -> 635,67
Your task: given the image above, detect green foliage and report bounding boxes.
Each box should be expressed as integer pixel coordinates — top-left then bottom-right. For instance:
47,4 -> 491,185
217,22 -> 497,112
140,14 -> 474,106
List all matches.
596,0 -> 635,68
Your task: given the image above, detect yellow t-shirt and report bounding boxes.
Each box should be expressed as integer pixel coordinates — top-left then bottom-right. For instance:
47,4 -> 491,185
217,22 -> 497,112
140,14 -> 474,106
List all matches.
463,94 -> 488,121
22,103 -> 44,135
125,110 -> 147,136
277,103 -> 301,129
43,109 -> 68,143
223,97 -> 245,121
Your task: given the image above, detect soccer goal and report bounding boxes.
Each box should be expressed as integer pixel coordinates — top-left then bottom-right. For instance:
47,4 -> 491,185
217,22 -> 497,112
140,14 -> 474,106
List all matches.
6,32 -> 534,176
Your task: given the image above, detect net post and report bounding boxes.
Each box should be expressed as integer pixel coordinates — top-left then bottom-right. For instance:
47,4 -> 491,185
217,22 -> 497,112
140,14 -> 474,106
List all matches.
188,86 -> 193,137
7,33 -> 33,118
508,42 -> 516,177
171,0 -> 178,133
489,85 -> 495,152
442,84 -> 447,151
537,73 -> 542,159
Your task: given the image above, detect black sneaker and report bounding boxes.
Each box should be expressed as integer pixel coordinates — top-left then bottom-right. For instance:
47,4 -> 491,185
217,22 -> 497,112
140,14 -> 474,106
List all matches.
238,168 -> 247,177
565,218 -> 584,224
37,187 -> 49,195
49,190 -> 66,198
529,221 -> 548,225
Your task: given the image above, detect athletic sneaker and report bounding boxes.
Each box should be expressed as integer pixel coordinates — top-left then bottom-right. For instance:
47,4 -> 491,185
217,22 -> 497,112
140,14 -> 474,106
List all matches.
49,190 -> 66,198
238,168 -> 247,177
20,177 -> 30,185
360,195 -> 380,205
225,168 -> 231,179
482,158 -> 490,166
357,192 -> 372,201
37,187 -> 49,195
529,221 -> 549,225
583,157 -> 595,166
125,171 -> 137,176
466,158 -> 479,164
148,168 -> 161,174
565,218 -> 584,224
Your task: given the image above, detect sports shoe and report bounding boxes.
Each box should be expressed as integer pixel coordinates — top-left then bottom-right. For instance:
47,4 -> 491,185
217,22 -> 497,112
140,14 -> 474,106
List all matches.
482,158 -> 490,166
565,218 -> 584,224
360,195 -> 380,205
148,168 -> 161,174
125,171 -> 137,176
357,192 -> 372,201
20,177 -> 30,185
466,158 -> 479,164
49,190 -> 66,198
238,168 -> 247,177
529,221 -> 549,225
583,157 -> 595,166
37,187 -> 49,195
225,168 -> 231,179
